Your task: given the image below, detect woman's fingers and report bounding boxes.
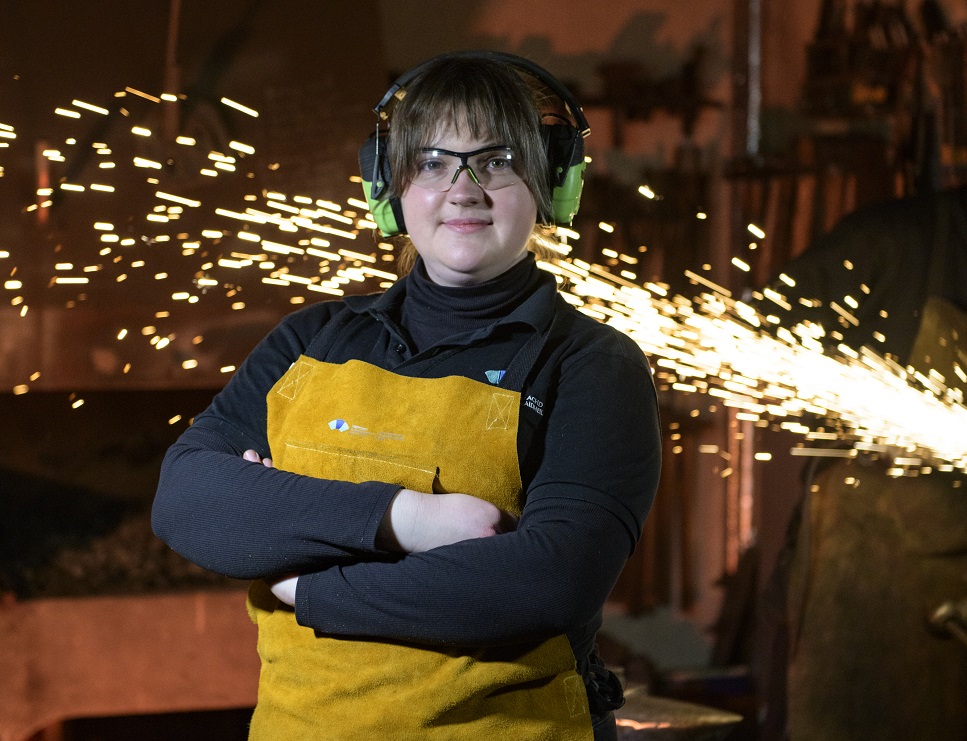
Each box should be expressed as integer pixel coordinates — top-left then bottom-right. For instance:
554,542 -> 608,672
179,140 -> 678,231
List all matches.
243,449 -> 275,467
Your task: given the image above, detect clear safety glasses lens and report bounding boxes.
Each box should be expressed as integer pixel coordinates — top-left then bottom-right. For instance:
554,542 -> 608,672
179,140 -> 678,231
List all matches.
411,147 -> 521,192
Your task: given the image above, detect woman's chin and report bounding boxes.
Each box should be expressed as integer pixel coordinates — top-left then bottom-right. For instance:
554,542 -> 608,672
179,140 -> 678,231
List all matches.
418,241 -> 528,286
426,265 -> 487,286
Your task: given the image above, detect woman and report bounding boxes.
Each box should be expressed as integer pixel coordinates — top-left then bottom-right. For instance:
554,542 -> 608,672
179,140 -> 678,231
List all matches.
153,51 -> 661,741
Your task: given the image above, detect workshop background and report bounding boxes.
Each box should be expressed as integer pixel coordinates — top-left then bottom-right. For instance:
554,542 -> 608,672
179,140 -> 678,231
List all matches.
2,1 -> 966,739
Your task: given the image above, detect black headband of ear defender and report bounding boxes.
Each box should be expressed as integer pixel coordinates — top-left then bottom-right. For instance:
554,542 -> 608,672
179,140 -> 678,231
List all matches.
358,50 -> 591,237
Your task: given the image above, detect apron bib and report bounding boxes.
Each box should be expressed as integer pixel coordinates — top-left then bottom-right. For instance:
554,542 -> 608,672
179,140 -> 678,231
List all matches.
247,354 -> 592,740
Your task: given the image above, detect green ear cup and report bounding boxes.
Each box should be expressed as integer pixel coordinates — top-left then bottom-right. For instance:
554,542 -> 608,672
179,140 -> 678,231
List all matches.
358,134 -> 406,237
551,159 -> 586,227
365,186 -> 403,237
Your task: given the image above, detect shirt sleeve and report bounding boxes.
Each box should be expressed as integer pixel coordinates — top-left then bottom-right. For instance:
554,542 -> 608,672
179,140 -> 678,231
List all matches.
151,305 -> 401,580
293,343 -> 661,645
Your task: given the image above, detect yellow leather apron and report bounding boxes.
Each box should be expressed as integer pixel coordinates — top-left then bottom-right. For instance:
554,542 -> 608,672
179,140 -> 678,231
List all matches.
247,348 -> 592,739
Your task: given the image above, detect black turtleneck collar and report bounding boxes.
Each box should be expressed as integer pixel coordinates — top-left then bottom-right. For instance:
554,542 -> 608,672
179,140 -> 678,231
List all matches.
400,254 -> 543,352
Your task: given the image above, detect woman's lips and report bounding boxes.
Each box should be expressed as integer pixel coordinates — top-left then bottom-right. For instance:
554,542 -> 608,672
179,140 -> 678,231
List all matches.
443,218 -> 490,233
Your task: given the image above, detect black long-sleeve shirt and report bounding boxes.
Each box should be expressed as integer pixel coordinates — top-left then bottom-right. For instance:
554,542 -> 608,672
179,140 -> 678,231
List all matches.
152,256 -> 661,663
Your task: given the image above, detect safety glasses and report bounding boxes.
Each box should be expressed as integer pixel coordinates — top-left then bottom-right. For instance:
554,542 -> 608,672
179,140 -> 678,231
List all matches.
410,146 -> 522,191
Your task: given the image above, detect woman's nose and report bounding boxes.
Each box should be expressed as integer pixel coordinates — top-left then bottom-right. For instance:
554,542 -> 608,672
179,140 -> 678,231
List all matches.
447,167 -> 484,202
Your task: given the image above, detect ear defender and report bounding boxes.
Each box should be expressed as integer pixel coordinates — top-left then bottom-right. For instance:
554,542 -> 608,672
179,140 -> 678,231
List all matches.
358,132 -> 406,236
358,51 -> 591,238
541,121 -> 586,227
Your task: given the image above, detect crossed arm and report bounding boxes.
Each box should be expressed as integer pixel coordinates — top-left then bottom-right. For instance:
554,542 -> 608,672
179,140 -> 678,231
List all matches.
156,438 -> 647,646
238,447 -> 517,606
152,311 -> 660,646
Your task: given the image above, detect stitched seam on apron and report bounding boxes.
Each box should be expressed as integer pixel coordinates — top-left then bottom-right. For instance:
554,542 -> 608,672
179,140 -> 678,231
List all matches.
275,360 -> 314,400
564,674 -> 589,718
486,393 -> 514,430
284,441 -> 437,477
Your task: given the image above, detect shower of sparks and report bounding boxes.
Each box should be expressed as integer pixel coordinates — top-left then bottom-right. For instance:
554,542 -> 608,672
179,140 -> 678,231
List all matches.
545,261 -> 967,472
3,88 -> 967,474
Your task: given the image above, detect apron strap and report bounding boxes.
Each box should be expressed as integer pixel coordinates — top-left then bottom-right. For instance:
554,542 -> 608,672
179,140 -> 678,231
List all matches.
500,297 -> 571,393
499,326 -> 551,392
305,307 -> 358,361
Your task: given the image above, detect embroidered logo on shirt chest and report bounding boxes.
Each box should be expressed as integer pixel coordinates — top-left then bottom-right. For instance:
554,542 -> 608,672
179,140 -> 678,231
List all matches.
524,394 -> 544,416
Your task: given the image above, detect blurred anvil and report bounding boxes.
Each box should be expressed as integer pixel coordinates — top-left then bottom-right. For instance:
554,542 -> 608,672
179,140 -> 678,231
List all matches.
764,186 -> 967,394
908,295 -> 967,401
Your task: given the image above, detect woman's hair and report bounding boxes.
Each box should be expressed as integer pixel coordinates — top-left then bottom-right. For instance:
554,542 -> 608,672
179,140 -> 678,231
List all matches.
385,55 -> 558,272
388,56 -> 554,216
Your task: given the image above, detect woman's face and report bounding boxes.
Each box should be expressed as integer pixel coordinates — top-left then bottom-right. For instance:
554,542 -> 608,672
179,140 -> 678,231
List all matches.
400,124 -> 537,287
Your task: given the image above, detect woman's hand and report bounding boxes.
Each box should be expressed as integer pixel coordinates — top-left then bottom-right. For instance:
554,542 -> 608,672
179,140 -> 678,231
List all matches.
268,573 -> 299,606
378,489 -> 518,553
242,448 -> 516,558
243,449 -> 274,467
